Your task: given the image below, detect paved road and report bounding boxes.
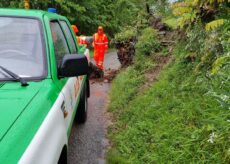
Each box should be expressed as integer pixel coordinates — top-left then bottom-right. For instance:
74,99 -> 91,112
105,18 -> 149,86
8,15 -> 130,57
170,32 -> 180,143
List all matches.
68,52 -> 120,164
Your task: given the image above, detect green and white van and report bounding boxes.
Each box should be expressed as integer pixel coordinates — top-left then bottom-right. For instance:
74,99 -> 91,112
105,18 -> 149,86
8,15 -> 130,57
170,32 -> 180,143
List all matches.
0,9 -> 90,163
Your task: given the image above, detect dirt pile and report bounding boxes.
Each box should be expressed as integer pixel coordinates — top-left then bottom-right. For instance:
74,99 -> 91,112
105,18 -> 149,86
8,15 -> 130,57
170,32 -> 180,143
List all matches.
88,62 -> 104,79
89,63 -> 119,83
115,38 -> 136,67
104,69 -> 119,82
114,14 -> 176,68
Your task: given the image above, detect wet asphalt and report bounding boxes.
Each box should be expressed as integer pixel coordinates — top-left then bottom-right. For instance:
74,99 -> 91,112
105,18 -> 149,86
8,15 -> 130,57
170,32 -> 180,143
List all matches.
67,51 -> 120,164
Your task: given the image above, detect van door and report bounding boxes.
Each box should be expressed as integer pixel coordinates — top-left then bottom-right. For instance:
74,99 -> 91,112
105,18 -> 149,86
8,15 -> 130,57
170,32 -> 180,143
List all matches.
50,20 -> 77,131
59,20 -> 82,110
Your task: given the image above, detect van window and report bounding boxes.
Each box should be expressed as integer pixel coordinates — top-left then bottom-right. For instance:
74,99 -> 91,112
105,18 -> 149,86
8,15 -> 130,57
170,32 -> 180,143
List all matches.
60,20 -> 77,54
50,21 -> 70,67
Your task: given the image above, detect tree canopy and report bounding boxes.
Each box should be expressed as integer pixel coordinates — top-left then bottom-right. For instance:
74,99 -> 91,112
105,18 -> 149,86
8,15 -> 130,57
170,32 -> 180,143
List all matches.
0,0 -> 157,36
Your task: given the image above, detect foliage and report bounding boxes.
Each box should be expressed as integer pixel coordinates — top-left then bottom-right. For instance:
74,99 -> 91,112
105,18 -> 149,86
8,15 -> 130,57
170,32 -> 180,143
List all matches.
108,0 -> 230,163
212,54 -> 230,74
210,51 -> 230,110
108,43 -> 230,163
50,0 -> 119,36
114,27 -> 137,43
170,0 -> 230,73
171,1 -> 198,28
194,0 -> 227,5
169,0 -> 230,115
184,22 -> 206,54
205,19 -> 227,31
135,10 -> 150,32
171,0 -> 229,29
149,0 -> 170,16
135,27 -> 161,56
163,17 -> 178,29
0,0 -> 147,37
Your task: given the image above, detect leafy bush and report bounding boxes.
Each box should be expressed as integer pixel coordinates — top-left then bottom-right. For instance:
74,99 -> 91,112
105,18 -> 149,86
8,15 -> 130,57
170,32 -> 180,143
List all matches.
184,22 -> 206,55
135,27 -> 161,56
170,0 -> 230,74
163,17 -> 178,30
114,27 -> 137,43
135,10 -> 150,31
211,54 -> 230,75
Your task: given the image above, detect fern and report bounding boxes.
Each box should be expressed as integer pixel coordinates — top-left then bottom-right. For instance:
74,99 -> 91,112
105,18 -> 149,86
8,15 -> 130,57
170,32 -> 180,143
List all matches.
177,12 -> 197,28
205,19 -> 227,31
211,54 -> 230,75
171,0 -> 198,28
172,7 -> 193,16
172,1 -> 193,9
194,0 -> 227,5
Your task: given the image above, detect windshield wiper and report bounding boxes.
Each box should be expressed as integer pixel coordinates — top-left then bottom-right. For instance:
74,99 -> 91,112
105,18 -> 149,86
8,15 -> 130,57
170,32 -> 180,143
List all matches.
0,66 -> 28,86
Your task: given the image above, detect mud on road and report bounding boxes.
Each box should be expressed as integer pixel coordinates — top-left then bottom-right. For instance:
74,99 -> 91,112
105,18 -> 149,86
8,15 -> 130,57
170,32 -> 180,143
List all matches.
68,52 -> 120,164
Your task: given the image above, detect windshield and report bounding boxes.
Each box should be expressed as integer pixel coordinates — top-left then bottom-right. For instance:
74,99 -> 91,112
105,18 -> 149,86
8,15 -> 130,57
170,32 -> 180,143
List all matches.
0,17 -> 46,80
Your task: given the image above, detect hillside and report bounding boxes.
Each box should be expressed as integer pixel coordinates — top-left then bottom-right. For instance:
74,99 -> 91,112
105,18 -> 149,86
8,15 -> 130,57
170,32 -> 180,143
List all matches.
108,0 -> 230,163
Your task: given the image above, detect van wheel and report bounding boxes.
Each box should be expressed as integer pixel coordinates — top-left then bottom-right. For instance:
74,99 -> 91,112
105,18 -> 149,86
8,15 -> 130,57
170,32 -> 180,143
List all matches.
76,84 -> 88,124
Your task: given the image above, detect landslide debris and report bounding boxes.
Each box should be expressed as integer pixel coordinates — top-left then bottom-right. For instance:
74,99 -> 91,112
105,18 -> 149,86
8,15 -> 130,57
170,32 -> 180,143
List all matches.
114,14 -> 176,68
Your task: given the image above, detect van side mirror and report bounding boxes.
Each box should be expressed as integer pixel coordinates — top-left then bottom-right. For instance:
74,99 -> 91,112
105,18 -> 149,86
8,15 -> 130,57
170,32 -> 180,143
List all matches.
59,54 -> 88,78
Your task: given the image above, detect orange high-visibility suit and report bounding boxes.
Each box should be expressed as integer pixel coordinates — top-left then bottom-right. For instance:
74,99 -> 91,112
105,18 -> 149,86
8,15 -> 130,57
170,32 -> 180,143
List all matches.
93,26 -> 108,69
71,25 -> 81,44
72,25 -> 89,45
72,25 -> 79,34
79,36 -> 88,45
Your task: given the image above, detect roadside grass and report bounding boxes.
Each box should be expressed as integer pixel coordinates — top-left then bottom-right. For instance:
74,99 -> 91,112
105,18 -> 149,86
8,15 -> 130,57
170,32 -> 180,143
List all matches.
109,53 -> 155,113
107,44 -> 230,163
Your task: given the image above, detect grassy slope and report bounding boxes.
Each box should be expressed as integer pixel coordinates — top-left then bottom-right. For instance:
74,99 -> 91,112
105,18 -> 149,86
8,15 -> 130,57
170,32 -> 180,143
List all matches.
107,44 -> 230,163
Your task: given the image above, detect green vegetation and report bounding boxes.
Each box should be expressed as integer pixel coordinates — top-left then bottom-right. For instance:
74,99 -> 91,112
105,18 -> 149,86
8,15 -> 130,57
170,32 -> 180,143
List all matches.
108,0 -> 230,163
163,17 -> 177,29
114,27 -> 137,42
0,0 -> 118,35
108,42 -> 230,163
135,28 -> 161,56
0,0 -> 157,37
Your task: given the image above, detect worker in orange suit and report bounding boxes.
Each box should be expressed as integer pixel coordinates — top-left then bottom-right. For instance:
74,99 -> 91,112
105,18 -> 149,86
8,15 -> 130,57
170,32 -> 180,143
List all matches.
72,25 -> 89,46
93,26 -> 108,69
71,25 -> 81,44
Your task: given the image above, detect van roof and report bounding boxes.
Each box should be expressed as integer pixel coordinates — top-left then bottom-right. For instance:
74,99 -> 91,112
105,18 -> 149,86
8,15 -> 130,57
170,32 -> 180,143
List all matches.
0,8 -> 65,19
